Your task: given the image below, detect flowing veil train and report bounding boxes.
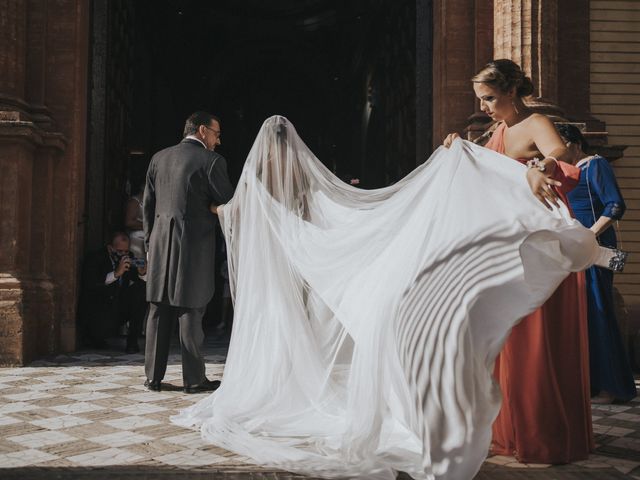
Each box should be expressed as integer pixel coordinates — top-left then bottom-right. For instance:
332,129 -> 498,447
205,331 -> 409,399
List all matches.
172,116 -> 598,479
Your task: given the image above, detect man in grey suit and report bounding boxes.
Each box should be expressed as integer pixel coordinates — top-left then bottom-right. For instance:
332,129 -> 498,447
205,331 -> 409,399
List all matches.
143,111 -> 234,393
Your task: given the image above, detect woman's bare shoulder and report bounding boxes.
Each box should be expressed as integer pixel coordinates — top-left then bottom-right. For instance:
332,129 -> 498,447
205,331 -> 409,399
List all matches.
524,113 -> 555,130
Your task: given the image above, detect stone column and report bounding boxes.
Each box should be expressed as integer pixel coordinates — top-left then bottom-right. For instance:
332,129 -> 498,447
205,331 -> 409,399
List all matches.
494,0 -> 557,101
45,0 -> 89,355
0,0 -> 36,365
0,0 -> 88,365
466,0 -> 495,141
493,0 -> 566,121
0,0 -> 27,109
432,1 -> 494,148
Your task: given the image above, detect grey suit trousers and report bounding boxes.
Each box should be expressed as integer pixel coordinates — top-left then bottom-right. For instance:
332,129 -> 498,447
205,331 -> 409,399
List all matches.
144,302 -> 206,387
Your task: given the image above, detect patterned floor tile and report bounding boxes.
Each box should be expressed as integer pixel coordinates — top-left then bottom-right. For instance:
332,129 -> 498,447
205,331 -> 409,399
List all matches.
588,454 -> 640,474
1,341 -> 638,478
48,402 -> 106,415
38,439 -> 104,458
3,391 -> 53,401
88,431 -> 154,448
113,403 -> 168,415
0,402 -> 38,414
611,436 -> 640,452
593,424 -> 636,437
611,412 -> 640,422
122,392 -> 174,403
485,455 -> 513,466
37,374 -> 82,383
161,432 -> 207,449
574,457 -> 612,469
63,392 -> 114,402
67,447 -> 144,466
30,415 -> 93,430
23,382 -> 69,392
0,448 -> 59,467
0,416 -> 22,426
154,448 -> 227,467
592,404 -> 633,414
102,415 -> 162,430
7,430 -> 78,448
75,382 -> 125,391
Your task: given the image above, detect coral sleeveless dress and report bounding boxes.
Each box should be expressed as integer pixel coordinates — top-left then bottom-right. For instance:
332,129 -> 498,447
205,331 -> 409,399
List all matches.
486,123 -> 593,463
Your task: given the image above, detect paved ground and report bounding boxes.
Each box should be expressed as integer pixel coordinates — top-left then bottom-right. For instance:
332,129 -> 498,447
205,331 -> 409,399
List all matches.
0,335 -> 639,479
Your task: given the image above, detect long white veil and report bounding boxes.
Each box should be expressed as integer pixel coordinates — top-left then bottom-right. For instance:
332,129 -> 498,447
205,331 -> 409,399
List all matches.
173,115 -> 597,480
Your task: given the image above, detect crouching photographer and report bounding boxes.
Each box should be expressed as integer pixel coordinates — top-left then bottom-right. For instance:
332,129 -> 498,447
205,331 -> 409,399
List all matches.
78,231 -> 148,353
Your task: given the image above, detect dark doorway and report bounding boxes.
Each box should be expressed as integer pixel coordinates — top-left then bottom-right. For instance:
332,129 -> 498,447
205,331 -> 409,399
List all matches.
82,0 -> 431,345
86,1 -> 431,250
129,0 -> 426,186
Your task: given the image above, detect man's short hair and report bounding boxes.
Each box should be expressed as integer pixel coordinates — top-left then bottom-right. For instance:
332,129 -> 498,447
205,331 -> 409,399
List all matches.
183,111 -> 221,138
108,231 -> 129,246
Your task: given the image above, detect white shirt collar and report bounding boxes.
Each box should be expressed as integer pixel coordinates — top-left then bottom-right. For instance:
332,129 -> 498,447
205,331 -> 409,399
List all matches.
185,135 -> 207,149
576,155 -> 595,168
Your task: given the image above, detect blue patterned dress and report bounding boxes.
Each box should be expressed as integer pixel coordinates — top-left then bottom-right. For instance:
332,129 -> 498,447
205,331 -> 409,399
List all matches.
567,155 -> 637,401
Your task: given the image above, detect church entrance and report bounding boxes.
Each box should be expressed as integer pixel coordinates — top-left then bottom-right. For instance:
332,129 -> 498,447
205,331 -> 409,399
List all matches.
85,0 -> 432,250
79,0 -> 433,348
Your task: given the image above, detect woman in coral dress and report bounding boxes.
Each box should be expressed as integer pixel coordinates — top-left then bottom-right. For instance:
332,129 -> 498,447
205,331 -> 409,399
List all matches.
444,59 -> 593,464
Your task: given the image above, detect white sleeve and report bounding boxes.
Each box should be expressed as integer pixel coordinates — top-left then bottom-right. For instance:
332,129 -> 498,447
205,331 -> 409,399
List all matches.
105,272 -> 118,285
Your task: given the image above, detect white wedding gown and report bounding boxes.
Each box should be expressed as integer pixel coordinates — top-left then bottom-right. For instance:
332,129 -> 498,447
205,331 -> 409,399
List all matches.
172,116 -> 598,479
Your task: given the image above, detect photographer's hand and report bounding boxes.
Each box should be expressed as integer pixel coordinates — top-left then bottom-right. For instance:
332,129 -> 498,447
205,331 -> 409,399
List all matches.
115,256 -> 131,278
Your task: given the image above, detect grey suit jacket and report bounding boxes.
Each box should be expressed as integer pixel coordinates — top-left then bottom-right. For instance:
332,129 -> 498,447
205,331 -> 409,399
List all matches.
143,138 -> 234,308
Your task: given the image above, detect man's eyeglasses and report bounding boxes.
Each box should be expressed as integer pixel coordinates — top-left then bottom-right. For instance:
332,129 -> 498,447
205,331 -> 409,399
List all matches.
204,125 -> 221,137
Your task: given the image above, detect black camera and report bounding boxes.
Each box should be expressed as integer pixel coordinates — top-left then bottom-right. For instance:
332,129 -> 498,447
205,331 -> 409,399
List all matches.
129,257 -> 146,269
114,251 -> 145,269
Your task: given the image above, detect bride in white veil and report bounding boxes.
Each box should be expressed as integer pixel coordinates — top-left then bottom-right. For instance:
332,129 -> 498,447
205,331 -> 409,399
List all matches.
173,115 -> 599,479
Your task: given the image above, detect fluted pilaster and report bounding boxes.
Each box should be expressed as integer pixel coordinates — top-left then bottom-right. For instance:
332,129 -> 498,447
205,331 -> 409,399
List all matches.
494,0 -> 558,102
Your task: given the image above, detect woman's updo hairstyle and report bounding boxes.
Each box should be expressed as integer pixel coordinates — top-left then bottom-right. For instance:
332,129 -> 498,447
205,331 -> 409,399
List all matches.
472,59 -> 535,97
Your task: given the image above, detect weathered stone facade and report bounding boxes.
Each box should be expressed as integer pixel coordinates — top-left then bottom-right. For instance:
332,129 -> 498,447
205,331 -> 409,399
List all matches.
0,0 -> 89,365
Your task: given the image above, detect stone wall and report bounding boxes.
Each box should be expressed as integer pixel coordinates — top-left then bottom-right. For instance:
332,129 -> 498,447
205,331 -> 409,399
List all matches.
590,0 -> 640,310
0,0 -> 89,365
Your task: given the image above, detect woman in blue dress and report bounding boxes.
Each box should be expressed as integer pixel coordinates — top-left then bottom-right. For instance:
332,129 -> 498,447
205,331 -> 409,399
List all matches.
559,124 -> 637,403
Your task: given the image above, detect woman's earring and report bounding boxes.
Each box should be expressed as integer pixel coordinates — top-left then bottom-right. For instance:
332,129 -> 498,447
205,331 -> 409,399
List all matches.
512,100 -> 519,115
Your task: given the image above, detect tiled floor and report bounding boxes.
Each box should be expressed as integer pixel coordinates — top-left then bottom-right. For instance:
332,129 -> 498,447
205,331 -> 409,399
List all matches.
0,337 -> 638,479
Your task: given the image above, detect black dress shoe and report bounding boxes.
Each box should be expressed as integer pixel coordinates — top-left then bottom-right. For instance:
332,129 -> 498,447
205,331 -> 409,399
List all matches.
183,378 -> 220,394
144,379 -> 162,392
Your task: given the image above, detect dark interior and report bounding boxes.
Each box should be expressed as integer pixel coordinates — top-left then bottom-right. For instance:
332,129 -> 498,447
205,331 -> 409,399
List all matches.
86,0 -> 429,249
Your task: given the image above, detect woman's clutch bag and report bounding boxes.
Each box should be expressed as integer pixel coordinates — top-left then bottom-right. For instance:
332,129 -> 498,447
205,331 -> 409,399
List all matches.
594,245 -> 629,273
594,246 -> 629,273
608,248 -> 628,273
